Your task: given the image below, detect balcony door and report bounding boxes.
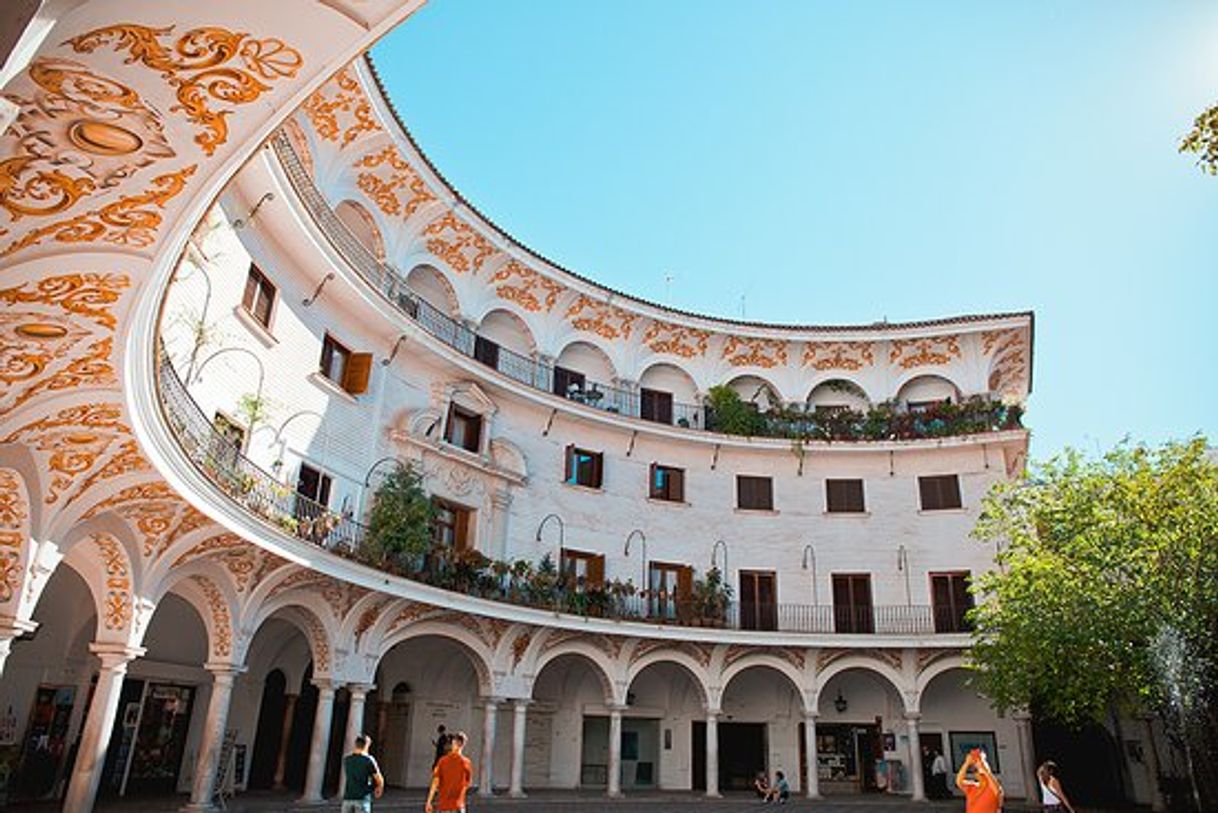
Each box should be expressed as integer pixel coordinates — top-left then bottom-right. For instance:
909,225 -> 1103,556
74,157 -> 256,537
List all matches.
648,562 -> 692,621
930,571 -> 973,632
832,574 -> 874,634
739,570 -> 777,631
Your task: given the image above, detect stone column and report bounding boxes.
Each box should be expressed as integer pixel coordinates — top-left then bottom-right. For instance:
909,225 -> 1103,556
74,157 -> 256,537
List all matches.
184,663 -> 245,811
508,699 -> 529,798
62,643 -> 144,813
272,693 -> 298,788
301,680 -> 339,803
0,618 -> 36,678
1014,710 -> 1038,804
489,491 -> 513,562
803,712 -> 821,799
338,684 -> 373,796
705,709 -> 720,798
905,712 -> 926,801
479,698 -> 498,795
607,705 -> 624,797
1142,717 -> 1167,812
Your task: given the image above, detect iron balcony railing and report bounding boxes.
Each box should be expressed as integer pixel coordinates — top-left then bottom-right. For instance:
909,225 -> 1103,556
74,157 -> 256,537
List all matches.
269,131 -> 1021,442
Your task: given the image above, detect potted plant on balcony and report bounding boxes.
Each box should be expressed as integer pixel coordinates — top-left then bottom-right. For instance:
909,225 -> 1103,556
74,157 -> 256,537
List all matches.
692,567 -> 733,627
365,462 -> 434,572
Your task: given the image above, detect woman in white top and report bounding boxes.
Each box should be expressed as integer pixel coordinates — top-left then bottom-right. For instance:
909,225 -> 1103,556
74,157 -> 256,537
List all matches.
1037,761 -> 1075,812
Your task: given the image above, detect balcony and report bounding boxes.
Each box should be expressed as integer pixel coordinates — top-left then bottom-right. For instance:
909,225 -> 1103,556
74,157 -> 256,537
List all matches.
268,131 -> 1024,444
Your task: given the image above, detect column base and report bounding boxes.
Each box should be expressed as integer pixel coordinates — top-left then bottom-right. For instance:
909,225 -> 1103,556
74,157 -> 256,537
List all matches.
606,790 -> 624,798
804,793 -> 823,800
705,791 -> 722,798
180,803 -> 220,813
508,789 -> 527,798
295,796 -> 328,807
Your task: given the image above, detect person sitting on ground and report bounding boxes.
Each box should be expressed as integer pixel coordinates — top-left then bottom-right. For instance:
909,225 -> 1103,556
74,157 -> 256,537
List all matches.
956,748 -> 1003,813
426,730 -> 472,813
764,770 -> 790,804
1038,760 -> 1075,813
752,770 -> 771,799
340,734 -> 383,813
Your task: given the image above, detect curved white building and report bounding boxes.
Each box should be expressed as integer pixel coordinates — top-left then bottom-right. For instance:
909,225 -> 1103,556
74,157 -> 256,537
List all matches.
2,6 -> 1142,811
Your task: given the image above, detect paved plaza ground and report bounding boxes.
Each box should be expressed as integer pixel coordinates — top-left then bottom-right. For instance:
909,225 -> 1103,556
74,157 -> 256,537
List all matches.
21,789 -> 1064,812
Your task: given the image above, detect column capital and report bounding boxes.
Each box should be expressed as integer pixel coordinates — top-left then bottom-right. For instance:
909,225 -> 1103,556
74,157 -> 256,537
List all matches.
312,677 -> 342,693
607,703 -> 629,715
903,711 -> 922,722
802,709 -> 820,721
703,706 -> 722,718
511,697 -> 532,710
204,661 -> 247,679
0,616 -> 37,638
88,642 -> 145,669
1012,709 -> 1033,721
347,682 -> 376,697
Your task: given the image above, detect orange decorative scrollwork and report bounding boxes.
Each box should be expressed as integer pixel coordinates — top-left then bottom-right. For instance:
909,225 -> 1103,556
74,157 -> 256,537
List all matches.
191,575 -> 233,658
642,320 -> 711,358
68,24 -> 304,156
353,145 -> 435,218
565,294 -> 638,341
423,211 -> 497,274
0,470 -> 28,605
0,273 -> 131,330
888,335 -> 961,369
801,341 -> 875,371
2,403 -> 128,504
303,66 -> 382,147
1,166 -> 196,258
722,336 -> 789,369
491,260 -> 566,313
93,534 -> 131,631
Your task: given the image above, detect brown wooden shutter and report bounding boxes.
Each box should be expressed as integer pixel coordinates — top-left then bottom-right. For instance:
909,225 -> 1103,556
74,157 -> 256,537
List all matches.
243,265 -> 260,311
671,468 -> 684,502
648,463 -> 659,499
564,444 -> 574,482
589,554 -> 605,588
591,452 -> 604,488
454,507 -> 471,551
677,566 -> 693,601
343,352 -> 373,395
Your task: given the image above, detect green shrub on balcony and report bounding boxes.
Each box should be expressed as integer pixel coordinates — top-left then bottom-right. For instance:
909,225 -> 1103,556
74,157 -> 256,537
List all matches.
365,462 -> 434,571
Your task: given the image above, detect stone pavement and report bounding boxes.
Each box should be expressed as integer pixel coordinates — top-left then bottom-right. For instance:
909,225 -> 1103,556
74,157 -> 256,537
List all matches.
22,788 -> 1054,812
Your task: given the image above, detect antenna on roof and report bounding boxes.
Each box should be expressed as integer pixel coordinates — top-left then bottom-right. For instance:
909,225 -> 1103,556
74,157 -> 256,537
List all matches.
664,272 -> 674,305
740,293 -> 747,319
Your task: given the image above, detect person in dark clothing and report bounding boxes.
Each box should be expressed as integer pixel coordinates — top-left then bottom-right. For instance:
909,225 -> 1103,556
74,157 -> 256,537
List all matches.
341,734 -> 383,813
433,724 -> 450,767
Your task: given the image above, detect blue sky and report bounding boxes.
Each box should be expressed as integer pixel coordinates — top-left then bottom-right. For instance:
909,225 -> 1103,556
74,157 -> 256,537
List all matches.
372,1 -> 1218,459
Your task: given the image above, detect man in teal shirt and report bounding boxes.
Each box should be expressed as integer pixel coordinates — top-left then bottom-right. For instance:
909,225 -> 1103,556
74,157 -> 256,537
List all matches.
342,734 -> 384,813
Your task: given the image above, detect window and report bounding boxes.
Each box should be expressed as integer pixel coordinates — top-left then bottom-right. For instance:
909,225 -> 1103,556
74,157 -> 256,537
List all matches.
931,572 -> 974,633
736,475 -> 774,511
242,263 -> 276,328
825,478 -> 865,513
649,464 -> 685,502
560,548 -> 605,592
564,445 -> 604,489
640,388 -> 673,424
648,562 -> 692,620
832,573 -> 874,634
553,365 -> 585,398
919,474 -> 962,510
444,404 -> 482,453
908,398 -> 949,414
431,498 -> 472,550
319,334 -> 372,396
739,570 -> 777,631
474,335 -> 500,369
296,463 -> 332,505
212,412 -> 245,450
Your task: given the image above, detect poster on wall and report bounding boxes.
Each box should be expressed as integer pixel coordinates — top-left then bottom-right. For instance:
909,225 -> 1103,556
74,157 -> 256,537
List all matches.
948,731 -> 1000,773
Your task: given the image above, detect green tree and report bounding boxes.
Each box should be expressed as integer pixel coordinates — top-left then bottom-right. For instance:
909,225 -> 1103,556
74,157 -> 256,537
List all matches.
970,438 -> 1218,808
364,462 -> 434,570
1181,103 -> 1218,174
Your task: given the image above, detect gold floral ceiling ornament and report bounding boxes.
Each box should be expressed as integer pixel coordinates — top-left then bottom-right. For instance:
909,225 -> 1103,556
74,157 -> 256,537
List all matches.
984,329 -> 1029,399
1,402 -> 128,505
642,320 -> 711,358
81,481 -> 210,559
0,273 -> 131,330
888,335 -> 961,369
0,164 -> 196,258
65,438 -> 151,508
491,260 -> 566,313
67,24 -> 304,156
722,336 -> 789,369
802,341 -> 875,371
303,65 -> 381,147
353,144 -> 435,218
191,575 -> 233,658
423,211 -> 497,275
93,533 -> 132,631
0,469 -> 28,605
564,294 -> 638,341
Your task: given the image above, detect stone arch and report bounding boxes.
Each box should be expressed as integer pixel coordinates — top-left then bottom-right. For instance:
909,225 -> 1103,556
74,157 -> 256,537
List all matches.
913,652 -> 969,709
806,378 -> 871,411
555,339 -> 617,387
335,198 -> 386,261
530,644 -> 618,705
723,373 -> 782,411
406,262 -> 460,317
247,595 -> 337,678
476,307 -> 537,358
638,361 -> 699,410
59,532 -> 138,643
626,651 -> 711,709
721,656 -> 811,713
895,373 -> 962,406
0,466 -> 35,615
815,655 -> 914,714
155,567 -> 240,664
376,621 -> 495,697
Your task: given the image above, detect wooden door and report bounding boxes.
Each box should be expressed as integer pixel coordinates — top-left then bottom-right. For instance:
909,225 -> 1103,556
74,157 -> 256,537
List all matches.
739,570 -> 777,631
832,574 -> 873,633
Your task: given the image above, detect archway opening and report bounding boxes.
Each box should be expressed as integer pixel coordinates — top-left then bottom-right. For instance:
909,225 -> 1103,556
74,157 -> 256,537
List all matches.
721,665 -> 804,793
532,652 -> 613,790
245,615 -> 317,792
897,374 -> 960,411
626,660 -> 705,791
816,667 -> 907,795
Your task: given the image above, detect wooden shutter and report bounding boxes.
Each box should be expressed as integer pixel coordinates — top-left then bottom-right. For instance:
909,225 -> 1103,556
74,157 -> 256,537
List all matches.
591,452 -> 604,488
343,352 -> 373,395
564,444 -> 574,482
242,265 -> 260,312
648,463 -> 659,498
454,506 -> 471,550
670,467 -> 684,502
588,554 -> 605,588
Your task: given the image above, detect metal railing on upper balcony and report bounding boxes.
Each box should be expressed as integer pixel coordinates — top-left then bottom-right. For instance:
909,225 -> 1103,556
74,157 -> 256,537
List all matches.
269,131 -> 1022,442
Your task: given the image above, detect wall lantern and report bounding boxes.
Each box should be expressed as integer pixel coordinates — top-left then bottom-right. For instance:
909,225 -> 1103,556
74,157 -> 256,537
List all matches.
834,691 -> 848,714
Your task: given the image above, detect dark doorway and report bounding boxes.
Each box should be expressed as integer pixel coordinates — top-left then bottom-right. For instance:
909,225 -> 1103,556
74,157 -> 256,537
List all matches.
920,731 -> 946,799
692,721 -> 767,791
739,571 -> 777,631
248,670 -> 287,789
283,668 -> 319,791
1033,716 -> 1129,807
816,722 -> 881,792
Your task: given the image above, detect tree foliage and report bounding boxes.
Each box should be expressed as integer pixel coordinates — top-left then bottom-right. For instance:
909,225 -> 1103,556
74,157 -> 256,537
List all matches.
1181,103 -> 1218,174
365,462 -> 434,569
969,438 -> 1218,730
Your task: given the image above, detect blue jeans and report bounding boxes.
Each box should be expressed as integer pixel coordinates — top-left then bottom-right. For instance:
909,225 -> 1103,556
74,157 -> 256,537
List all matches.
340,800 -> 372,813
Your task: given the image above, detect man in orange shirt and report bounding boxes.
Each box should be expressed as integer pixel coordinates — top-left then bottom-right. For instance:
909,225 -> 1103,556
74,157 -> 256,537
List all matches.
426,730 -> 473,813
956,747 -> 1003,813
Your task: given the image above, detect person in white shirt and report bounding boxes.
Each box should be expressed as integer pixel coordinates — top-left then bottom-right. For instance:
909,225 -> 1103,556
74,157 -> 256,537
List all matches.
930,749 -> 949,798
1038,760 -> 1075,812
